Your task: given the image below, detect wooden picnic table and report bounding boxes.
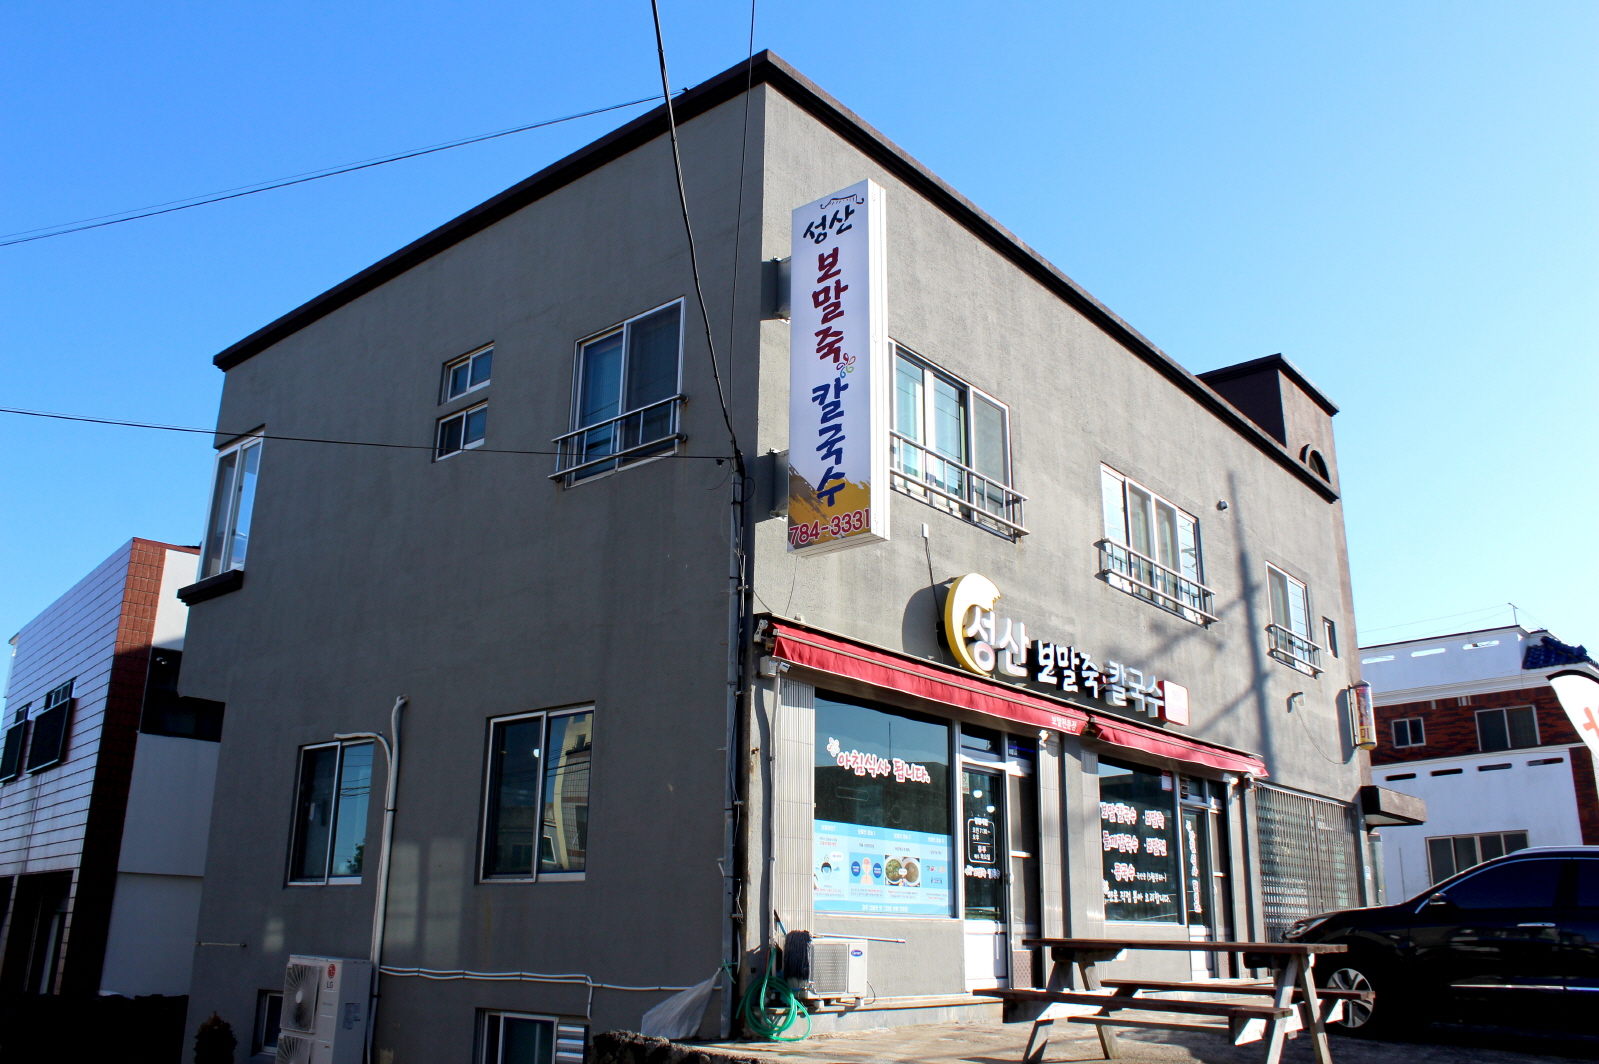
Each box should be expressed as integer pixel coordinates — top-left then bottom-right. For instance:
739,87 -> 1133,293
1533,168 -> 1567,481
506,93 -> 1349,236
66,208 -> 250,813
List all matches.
974,937 -> 1361,1064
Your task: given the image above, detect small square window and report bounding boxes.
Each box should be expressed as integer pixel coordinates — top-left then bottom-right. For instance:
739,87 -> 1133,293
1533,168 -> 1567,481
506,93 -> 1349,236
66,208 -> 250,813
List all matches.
437,403 -> 488,460
1391,717 -> 1425,748
444,347 -> 493,401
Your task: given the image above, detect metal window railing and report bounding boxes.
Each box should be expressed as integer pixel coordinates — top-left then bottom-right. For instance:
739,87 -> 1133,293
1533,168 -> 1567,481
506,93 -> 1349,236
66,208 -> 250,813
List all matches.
889,432 -> 1027,538
1267,623 -> 1323,675
1097,539 -> 1217,626
549,395 -> 685,482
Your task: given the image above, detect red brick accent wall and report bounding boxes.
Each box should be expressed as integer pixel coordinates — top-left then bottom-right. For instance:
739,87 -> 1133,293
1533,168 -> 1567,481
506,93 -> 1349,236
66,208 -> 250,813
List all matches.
1372,685 -> 1580,765
61,539 -> 188,995
1572,746 -> 1599,846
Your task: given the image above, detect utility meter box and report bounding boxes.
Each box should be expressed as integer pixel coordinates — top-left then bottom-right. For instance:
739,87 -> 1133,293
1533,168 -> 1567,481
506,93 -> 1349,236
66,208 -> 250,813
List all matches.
276,955 -> 372,1064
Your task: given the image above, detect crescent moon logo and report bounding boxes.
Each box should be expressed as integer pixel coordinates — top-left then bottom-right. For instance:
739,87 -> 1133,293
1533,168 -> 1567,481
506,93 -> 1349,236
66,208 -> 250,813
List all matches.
944,573 -> 1001,675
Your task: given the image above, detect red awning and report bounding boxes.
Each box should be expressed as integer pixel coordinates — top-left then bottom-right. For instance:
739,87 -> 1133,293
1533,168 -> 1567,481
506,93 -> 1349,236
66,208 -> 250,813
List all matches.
772,624 -> 1088,736
769,623 -> 1268,778
1086,714 -> 1267,777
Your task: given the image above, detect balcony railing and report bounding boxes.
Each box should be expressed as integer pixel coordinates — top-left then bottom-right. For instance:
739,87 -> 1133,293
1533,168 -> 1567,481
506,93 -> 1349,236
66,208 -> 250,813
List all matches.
549,394 -> 685,482
889,432 -> 1027,538
1267,623 -> 1323,675
1097,539 -> 1217,626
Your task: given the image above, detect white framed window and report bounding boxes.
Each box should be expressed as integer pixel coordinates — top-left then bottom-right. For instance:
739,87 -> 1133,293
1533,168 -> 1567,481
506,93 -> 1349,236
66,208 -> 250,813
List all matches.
443,345 -> 493,402
890,345 -> 1022,536
557,301 -> 684,482
1266,565 -> 1322,674
1476,705 -> 1539,752
1098,467 -> 1211,623
288,740 -> 374,884
481,708 -> 593,881
437,402 -> 488,460
201,433 -> 263,578
479,1011 -> 587,1064
1426,831 -> 1528,883
1391,717 -> 1425,747
1323,617 -> 1339,658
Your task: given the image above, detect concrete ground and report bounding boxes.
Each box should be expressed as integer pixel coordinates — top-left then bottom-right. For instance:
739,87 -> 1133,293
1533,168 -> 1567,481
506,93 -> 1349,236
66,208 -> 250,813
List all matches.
712,1018 -> 1599,1064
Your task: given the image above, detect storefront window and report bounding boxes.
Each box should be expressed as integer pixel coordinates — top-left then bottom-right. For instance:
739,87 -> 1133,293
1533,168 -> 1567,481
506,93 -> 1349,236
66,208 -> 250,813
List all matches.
814,693 -> 953,917
1099,758 -> 1180,922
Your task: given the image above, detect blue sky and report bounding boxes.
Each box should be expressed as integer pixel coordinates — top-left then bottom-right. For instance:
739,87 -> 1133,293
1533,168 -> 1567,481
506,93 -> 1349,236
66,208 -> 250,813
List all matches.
3,2 -> 1595,661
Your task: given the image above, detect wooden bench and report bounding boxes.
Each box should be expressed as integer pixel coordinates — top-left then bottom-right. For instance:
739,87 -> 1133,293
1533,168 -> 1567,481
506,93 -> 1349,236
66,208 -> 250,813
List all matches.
974,938 -> 1353,1064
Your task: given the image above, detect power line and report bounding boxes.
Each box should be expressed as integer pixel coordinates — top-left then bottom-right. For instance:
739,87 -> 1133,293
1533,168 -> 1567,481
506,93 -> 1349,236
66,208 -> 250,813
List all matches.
648,0 -> 743,474
1358,603 -> 1511,635
0,95 -> 661,249
0,406 -> 734,462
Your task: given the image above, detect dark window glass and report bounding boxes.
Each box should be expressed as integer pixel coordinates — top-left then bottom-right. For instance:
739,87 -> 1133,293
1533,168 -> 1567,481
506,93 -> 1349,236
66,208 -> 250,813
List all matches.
1323,617 -> 1339,657
1447,859 -> 1563,909
1478,709 -> 1510,752
1428,837 -> 1456,883
437,415 -> 464,458
813,693 -> 953,918
540,713 -> 592,873
290,746 -> 339,881
464,406 -> 488,447
329,743 -> 372,878
1099,758 -> 1180,923
255,991 -> 283,1053
487,1015 -> 554,1064
1576,860 -> 1599,908
1507,706 -> 1539,748
963,768 -> 1004,920
469,350 -> 493,389
624,306 -> 680,412
1452,835 -> 1480,875
26,698 -> 71,773
485,718 -> 544,877
1479,834 -> 1506,861
1504,831 -> 1529,853
959,724 -> 1003,762
0,717 -> 27,783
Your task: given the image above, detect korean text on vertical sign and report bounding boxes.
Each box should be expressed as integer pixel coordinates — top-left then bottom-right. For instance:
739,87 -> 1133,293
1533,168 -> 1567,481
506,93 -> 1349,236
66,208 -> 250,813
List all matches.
788,180 -> 889,553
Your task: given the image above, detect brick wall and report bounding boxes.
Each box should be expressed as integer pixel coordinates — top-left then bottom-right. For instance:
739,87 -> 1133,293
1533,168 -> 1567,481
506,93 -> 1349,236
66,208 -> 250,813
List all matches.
1372,685 -> 1580,765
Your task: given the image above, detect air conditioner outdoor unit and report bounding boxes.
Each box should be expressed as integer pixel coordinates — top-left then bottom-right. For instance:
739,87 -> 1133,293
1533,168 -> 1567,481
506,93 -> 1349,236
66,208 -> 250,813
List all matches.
784,932 -> 868,999
277,955 -> 372,1064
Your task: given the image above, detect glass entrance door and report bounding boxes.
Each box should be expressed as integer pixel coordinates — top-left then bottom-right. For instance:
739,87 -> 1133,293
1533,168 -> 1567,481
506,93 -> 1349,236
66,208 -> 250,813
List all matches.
963,767 -> 1007,989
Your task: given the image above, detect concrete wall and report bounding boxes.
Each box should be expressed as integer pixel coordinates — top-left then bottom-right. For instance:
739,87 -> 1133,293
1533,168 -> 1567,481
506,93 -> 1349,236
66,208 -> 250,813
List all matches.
183,92 -> 769,1059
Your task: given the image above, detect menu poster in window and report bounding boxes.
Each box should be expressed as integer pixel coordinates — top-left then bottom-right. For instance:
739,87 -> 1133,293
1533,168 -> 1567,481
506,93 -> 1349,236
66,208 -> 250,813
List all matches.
813,694 -> 953,917
1098,759 -> 1180,922
788,179 -> 889,554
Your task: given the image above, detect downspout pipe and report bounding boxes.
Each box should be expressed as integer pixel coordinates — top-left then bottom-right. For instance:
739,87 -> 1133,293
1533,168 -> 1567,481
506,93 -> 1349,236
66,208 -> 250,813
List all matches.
334,693 -> 407,1064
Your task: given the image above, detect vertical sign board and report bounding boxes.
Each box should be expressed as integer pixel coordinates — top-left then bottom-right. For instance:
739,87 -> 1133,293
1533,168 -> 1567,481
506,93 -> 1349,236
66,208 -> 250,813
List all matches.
788,180 -> 890,553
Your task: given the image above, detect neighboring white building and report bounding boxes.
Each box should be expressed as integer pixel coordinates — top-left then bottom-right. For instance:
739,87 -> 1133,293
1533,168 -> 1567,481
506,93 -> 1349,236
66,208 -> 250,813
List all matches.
0,539 -> 221,998
1359,624 -> 1599,902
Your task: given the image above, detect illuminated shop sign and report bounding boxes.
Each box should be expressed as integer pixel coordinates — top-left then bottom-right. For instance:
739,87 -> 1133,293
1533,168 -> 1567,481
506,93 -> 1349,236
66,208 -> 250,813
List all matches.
942,573 -> 1190,725
787,180 -> 890,554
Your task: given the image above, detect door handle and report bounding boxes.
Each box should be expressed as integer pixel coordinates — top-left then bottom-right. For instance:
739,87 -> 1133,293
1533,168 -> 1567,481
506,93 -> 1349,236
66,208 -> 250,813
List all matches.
1515,922 -> 1556,928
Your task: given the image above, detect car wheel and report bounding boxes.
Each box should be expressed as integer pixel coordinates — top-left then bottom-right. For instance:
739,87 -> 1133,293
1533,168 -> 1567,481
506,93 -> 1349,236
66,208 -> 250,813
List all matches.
1320,961 -> 1410,1037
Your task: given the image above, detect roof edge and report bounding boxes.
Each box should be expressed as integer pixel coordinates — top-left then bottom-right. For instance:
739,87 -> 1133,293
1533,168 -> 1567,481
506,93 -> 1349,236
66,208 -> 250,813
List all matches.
209,51 -> 1339,503
1198,353 -> 1340,416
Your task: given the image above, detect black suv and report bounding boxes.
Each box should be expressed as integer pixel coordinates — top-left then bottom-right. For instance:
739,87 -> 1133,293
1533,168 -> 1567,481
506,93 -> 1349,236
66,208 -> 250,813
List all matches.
1284,846 -> 1599,1034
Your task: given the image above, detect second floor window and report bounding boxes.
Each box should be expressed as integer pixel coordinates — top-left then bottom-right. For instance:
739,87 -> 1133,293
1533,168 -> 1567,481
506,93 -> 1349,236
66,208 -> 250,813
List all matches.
1266,565 -> 1321,674
25,680 -> 74,774
482,708 -> 593,880
201,434 -> 262,578
1477,706 -> 1539,752
1392,717 -> 1425,747
443,345 -> 493,401
890,346 -> 1023,537
555,302 -> 683,483
289,740 -> 373,884
1099,467 -> 1212,624
437,402 -> 488,459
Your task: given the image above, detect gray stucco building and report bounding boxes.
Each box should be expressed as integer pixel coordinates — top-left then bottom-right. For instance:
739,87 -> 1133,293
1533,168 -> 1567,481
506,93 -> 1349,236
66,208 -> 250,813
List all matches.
179,53 -> 1373,1063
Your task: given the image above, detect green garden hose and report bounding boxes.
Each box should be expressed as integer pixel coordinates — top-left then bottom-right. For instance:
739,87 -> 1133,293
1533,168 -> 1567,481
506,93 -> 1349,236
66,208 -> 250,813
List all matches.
737,952 -> 811,1041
